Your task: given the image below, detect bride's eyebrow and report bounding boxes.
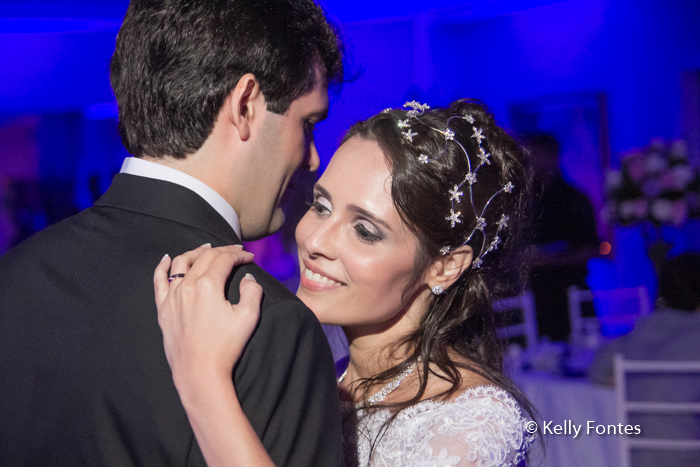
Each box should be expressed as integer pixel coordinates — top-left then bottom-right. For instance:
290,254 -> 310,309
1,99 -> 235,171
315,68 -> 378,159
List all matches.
315,183 -> 392,231
313,183 -> 332,201
346,205 -> 392,232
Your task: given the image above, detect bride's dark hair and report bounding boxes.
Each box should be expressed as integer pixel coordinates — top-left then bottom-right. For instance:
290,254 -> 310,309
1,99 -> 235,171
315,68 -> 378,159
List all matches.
342,99 -> 538,454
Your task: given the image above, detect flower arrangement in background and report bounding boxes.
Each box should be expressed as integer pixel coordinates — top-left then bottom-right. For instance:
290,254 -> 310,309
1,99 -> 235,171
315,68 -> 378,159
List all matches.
605,139 -> 700,226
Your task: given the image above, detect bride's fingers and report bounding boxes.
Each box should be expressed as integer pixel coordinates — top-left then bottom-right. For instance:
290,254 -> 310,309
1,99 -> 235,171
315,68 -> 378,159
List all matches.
234,274 -> 264,322
155,242 -> 214,308
167,243 -> 214,278
154,254 -> 173,306
187,245 -> 254,287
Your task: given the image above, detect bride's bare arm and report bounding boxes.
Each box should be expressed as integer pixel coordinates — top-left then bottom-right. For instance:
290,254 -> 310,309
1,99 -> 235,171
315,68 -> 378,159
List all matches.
154,244 -> 275,467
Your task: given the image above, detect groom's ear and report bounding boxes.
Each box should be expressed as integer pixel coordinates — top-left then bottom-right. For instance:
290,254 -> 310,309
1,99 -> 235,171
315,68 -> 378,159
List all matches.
227,73 -> 263,142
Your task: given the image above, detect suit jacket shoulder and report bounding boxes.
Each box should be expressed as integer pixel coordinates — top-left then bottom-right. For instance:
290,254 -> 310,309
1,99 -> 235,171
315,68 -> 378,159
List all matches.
0,174 -> 342,466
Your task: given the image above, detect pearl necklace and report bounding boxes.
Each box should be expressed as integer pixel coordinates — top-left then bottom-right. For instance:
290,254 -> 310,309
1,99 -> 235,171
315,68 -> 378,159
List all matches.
337,360 -> 418,409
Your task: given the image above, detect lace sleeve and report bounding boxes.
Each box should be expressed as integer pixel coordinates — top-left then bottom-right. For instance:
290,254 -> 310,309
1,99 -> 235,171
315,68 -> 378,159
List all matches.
418,386 -> 535,467
351,386 -> 534,467
352,386 -> 535,467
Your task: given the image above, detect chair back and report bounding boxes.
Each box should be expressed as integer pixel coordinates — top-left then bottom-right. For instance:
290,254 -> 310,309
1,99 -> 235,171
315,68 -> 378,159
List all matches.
614,354 -> 700,467
494,290 -> 538,347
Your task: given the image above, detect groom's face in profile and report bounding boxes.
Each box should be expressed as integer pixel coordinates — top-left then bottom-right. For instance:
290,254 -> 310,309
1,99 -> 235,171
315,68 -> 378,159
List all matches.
239,67 -> 328,240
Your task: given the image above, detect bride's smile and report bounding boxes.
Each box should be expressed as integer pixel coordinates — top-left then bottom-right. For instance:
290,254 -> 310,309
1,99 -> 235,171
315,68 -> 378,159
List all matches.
295,137 -> 426,330
301,262 -> 345,289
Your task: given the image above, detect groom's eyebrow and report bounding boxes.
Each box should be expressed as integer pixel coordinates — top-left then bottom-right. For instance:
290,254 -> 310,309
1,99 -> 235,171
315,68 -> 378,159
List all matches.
307,109 -> 328,122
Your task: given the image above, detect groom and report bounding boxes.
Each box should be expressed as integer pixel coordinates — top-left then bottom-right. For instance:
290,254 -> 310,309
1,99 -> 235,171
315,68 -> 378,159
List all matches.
0,1 -> 344,466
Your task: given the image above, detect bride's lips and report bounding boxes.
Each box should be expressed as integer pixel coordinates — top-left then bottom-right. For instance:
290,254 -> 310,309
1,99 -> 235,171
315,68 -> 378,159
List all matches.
300,260 -> 345,292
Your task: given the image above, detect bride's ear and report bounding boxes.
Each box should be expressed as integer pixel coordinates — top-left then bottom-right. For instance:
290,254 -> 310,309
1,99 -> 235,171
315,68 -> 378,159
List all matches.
426,245 -> 473,292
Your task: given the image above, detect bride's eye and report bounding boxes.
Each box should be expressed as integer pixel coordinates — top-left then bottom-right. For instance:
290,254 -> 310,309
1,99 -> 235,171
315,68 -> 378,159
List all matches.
354,220 -> 382,243
309,196 -> 332,216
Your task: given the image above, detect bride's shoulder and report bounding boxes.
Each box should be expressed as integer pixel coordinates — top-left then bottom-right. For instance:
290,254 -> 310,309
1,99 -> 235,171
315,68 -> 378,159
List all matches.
405,374 -> 533,436
390,385 -> 535,467
418,364 -> 514,408
410,384 -> 524,421
449,384 -> 525,418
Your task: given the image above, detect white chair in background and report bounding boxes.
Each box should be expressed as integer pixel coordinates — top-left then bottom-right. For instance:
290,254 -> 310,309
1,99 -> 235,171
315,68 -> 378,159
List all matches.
614,354 -> 700,467
493,290 -> 538,348
567,286 -> 596,344
568,286 -> 651,342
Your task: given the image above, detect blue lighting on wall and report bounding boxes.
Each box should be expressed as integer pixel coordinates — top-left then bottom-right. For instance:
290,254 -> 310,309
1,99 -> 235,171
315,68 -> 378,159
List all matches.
1,0 -> 700,292
0,18 -> 121,34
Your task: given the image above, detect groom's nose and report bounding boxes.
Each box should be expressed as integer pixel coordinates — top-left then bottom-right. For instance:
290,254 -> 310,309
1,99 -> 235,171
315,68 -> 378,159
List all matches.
308,140 -> 320,172
302,139 -> 320,172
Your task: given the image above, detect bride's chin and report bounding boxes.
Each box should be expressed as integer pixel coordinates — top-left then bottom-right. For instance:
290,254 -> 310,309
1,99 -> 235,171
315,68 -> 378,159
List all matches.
295,291 -> 327,322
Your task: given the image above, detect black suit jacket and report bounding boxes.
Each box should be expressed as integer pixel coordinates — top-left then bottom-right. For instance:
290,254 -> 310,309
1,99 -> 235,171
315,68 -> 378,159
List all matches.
0,174 -> 343,466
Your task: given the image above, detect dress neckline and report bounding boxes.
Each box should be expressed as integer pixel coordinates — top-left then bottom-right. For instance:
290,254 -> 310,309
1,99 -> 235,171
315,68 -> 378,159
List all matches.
354,384 -> 522,418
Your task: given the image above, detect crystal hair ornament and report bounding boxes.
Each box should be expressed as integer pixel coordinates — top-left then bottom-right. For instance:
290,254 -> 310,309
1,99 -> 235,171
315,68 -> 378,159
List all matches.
391,101 -> 515,267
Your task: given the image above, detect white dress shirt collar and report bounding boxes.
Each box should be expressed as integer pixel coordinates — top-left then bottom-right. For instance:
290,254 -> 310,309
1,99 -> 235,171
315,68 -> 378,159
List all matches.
119,157 -> 242,240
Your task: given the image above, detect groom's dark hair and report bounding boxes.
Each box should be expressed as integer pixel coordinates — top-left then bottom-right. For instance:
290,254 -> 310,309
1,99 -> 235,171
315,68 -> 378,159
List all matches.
111,0 -> 344,159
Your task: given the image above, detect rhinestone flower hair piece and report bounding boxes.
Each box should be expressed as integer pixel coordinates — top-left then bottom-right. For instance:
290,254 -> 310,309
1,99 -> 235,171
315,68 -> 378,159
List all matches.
392,101 -> 515,269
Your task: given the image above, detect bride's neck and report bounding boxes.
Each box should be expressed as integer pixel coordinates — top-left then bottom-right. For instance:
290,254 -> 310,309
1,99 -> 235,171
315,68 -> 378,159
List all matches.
342,292 -> 429,381
345,335 -> 406,381
343,288 -> 432,381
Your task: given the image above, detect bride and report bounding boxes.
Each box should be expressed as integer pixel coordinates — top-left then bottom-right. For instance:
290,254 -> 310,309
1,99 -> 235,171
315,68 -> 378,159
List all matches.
154,99 -> 538,466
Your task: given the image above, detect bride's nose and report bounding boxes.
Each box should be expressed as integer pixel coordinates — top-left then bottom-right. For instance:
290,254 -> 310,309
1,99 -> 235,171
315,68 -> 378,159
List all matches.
304,217 -> 338,260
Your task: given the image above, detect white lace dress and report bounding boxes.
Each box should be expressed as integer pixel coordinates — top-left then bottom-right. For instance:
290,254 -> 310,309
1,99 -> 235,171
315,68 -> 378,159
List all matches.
342,385 -> 536,467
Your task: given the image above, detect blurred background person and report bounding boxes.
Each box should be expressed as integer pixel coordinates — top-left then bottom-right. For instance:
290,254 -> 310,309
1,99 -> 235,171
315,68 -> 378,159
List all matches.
588,253 -> 700,467
0,176 -> 18,254
588,253 -> 700,383
528,134 -> 600,341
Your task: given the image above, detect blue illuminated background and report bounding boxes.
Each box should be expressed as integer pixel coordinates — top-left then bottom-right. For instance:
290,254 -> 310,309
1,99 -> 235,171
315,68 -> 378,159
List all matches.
1,0 -> 700,296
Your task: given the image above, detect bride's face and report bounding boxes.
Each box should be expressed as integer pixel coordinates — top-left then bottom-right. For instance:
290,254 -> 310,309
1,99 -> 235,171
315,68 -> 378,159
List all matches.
295,136 -> 422,327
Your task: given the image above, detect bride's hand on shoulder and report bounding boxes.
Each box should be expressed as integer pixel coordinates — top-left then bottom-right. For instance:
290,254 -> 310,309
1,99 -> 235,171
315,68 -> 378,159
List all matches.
153,244 -> 261,396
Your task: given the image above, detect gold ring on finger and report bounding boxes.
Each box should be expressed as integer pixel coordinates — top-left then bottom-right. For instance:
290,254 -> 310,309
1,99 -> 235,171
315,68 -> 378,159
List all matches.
168,273 -> 186,283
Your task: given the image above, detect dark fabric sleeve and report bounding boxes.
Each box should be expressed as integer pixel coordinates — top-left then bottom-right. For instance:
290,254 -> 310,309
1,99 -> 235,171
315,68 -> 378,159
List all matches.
228,299 -> 343,467
567,190 -> 599,248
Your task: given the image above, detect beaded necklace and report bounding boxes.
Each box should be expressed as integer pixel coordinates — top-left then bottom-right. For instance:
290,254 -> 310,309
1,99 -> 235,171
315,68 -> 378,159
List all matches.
337,360 -> 418,409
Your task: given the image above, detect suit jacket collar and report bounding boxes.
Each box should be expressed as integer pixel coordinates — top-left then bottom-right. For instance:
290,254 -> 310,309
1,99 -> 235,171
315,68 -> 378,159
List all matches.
95,173 -> 241,245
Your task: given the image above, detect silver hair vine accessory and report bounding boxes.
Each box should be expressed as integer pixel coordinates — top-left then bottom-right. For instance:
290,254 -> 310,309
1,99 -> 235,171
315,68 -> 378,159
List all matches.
395,101 -> 515,269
